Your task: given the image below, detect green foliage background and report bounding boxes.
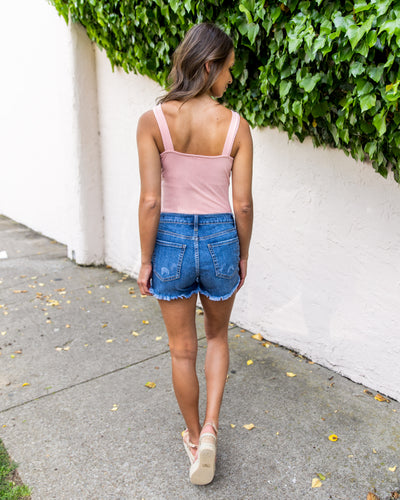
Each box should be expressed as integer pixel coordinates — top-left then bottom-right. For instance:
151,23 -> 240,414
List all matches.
50,0 -> 400,182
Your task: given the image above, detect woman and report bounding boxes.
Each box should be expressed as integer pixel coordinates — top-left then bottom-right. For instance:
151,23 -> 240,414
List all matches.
137,23 -> 253,485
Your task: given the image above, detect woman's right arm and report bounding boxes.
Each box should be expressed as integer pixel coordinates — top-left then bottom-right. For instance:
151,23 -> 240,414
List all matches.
137,111 -> 162,295
232,117 -> 253,291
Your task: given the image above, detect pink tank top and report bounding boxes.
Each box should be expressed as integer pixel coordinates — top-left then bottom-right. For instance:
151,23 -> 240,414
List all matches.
153,104 -> 240,214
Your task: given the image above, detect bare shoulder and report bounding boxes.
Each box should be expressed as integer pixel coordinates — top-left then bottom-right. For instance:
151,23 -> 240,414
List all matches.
137,109 -> 156,130
232,114 -> 252,157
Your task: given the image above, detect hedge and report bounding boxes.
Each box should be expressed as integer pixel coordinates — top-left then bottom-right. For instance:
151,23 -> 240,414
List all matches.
50,0 -> 400,183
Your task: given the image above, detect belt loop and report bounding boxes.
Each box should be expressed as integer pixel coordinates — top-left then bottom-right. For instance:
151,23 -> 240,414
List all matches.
194,214 -> 198,232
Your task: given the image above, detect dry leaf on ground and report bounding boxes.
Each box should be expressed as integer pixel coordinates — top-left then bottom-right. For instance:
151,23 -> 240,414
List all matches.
145,382 -> 156,389
328,434 -> 338,442
375,394 -> 390,403
311,478 -> 322,488
286,372 -> 297,377
243,423 -> 255,430
251,333 -> 263,341
389,466 -> 397,472
367,493 -> 380,500
247,359 -> 253,366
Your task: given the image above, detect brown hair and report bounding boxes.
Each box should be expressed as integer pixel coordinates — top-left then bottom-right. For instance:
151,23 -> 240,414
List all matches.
158,23 -> 234,104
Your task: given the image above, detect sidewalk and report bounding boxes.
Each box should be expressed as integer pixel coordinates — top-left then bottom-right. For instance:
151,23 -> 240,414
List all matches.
0,214 -> 399,500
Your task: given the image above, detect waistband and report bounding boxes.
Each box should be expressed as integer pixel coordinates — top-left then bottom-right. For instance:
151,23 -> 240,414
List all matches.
159,212 -> 234,224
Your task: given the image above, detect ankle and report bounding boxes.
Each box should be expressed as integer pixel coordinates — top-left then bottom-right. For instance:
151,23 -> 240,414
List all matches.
201,421 -> 218,436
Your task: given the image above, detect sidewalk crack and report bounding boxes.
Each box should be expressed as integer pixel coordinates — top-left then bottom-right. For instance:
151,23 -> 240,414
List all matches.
0,349 -> 172,414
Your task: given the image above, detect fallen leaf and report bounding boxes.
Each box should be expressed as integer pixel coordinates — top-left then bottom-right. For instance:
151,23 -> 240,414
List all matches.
389,466 -> 397,472
375,394 -> 390,403
14,350 -> 22,354
262,342 -> 271,348
87,290 -> 92,294
243,423 -> 255,430
235,334 -> 241,338
196,309 -> 204,315
145,382 -> 156,389
286,372 -> 297,377
247,360 -> 253,366
1,331 -> 6,336
311,478 -> 322,488
131,331 -> 139,336
251,333 -> 263,341
230,424 -> 236,428
367,493 -> 380,500
328,434 -> 338,442
155,336 -> 162,341
22,383 -> 30,387
308,361 -> 315,364
111,404 -> 119,411
10,355 -> 15,359
63,346 -> 70,351
317,473 -> 326,481
372,449 -> 377,454
122,305 -> 129,308
13,290 -> 28,294
65,324 -> 71,328
364,389 -> 373,396
106,339 -> 114,343
142,320 -> 149,324
240,329 -> 245,332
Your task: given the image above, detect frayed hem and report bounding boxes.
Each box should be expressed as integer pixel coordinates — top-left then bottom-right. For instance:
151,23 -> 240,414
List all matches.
149,288 -> 199,301
199,278 -> 240,302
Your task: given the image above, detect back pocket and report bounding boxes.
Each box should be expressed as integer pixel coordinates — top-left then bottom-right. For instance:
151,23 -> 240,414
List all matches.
152,240 -> 186,282
208,238 -> 239,279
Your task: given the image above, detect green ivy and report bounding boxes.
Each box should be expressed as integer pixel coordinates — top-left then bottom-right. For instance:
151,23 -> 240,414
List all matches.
49,0 -> 400,183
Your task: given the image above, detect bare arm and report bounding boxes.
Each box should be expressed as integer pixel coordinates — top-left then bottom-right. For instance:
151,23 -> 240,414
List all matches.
137,111 -> 162,295
232,117 -> 253,290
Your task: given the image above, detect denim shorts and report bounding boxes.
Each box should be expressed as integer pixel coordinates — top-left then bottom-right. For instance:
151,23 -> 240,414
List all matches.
149,213 -> 240,301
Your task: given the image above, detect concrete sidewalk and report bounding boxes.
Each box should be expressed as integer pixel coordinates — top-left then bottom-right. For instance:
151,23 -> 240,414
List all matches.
0,214 -> 399,500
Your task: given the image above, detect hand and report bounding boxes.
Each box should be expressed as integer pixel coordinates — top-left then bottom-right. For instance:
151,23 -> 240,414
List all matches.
237,259 -> 248,291
138,263 -> 153,296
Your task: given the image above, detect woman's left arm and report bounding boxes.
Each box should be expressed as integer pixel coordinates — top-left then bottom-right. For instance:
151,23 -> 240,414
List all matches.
137,111 -> 162,296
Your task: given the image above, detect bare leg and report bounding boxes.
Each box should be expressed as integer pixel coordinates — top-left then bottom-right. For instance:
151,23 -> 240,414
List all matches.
158,294 -> 201,455
199,293 -> 236,431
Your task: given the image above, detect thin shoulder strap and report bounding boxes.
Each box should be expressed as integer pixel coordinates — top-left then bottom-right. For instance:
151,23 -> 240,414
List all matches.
222,111 -> 240,157
153,104 -> 174,151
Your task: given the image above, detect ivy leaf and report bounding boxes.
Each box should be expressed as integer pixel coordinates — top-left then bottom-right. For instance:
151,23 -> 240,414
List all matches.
279,80 -> 292,99
354,1 -> 372,14
349,61 -> 365,77
368,65 -> 385,83
299,73 -> 322,92
373,109 -> 387,136
359,94 -> 376,112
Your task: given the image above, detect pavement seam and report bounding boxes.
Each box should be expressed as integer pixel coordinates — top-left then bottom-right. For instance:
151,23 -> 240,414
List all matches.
0,348 -> 172,414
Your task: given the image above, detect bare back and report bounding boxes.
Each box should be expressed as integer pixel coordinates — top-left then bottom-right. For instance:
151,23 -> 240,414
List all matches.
154,99 -> 238,157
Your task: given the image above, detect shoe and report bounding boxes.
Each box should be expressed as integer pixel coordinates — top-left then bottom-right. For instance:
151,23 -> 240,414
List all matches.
189,422 -> 218,485
182,429 -> 198,465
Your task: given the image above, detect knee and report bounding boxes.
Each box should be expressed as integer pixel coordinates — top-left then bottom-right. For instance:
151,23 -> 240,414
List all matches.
169,342 -> 197,362
205,328 -> 228,343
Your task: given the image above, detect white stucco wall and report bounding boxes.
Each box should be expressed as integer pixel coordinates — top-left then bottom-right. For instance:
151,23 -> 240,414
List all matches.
2,1 -> 400,400
0,0 -> 76,245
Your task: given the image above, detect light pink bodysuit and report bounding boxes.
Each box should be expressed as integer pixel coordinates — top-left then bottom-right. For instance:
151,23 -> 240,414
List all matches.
153,104 -> 240,214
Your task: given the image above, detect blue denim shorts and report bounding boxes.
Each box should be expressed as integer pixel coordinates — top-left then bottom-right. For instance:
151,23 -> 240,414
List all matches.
149,213 -> 240,301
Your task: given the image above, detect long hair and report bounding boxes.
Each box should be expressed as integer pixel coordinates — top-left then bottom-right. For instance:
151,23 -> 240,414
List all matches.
158,23 -> 234,104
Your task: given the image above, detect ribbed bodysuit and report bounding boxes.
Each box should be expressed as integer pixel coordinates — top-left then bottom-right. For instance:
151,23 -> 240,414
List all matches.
153,104 -> 240,214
